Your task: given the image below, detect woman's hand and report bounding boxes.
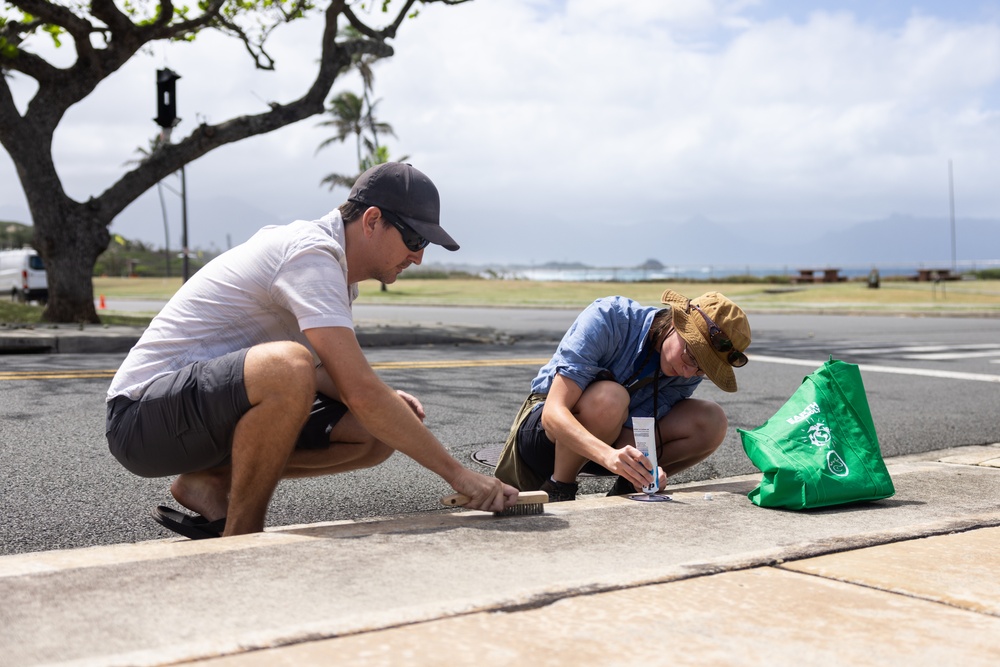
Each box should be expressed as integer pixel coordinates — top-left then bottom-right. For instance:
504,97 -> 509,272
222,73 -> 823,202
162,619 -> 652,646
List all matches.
604,445 -> 655,489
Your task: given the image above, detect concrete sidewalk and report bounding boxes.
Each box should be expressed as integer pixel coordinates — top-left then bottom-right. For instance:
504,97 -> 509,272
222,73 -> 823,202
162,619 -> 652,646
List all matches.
2,444 -> 998,667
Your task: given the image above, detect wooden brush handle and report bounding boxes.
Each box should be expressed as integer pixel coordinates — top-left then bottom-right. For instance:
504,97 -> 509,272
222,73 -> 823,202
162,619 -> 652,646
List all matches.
441,490 -> 548,507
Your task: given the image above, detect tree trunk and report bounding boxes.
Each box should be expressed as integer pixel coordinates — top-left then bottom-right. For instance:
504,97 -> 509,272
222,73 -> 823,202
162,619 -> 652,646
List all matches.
30,198 -> 110,324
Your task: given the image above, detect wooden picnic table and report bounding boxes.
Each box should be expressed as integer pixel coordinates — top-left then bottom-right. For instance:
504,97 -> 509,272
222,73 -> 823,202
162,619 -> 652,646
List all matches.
793,268 -> 844,284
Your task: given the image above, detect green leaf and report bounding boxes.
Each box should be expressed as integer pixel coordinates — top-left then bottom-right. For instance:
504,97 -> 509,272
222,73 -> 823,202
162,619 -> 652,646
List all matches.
43,24 -> 63,48
0,37 -> 18,60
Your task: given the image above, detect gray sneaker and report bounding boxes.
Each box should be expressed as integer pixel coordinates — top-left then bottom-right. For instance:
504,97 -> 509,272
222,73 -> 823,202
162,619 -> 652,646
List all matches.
540,478 -> 578,502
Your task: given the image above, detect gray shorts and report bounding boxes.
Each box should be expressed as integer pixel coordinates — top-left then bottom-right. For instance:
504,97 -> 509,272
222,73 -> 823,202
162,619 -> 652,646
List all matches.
106,348 -> 348,477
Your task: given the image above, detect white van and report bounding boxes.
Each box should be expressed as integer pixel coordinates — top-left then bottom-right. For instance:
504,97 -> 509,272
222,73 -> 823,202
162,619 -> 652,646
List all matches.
0,247 -> 49,304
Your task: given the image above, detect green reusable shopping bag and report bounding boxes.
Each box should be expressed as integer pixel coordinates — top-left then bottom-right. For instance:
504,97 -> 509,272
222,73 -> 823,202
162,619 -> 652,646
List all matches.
738,358 -> 894,510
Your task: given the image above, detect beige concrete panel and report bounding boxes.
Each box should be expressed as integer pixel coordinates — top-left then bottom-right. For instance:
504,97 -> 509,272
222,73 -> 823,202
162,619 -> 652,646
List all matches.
937,444 -> 1000,466
781,526 -> 1000,615
193,568 -> 1000,667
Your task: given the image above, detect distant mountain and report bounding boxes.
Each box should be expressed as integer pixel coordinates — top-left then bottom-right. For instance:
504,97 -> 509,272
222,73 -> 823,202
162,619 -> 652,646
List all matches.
606,215 -> 1000,268
805,215 -> 1000,265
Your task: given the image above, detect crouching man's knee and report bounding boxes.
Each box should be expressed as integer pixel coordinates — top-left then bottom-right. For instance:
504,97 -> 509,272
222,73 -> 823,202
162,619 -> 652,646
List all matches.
245,341 -> 317,406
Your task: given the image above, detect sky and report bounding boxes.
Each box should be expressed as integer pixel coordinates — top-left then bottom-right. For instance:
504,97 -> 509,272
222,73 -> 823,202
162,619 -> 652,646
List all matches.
2,0 -> 1000,269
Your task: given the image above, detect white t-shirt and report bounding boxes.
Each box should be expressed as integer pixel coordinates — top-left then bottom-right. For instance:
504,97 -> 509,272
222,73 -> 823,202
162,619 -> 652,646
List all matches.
108,210 -> 358,401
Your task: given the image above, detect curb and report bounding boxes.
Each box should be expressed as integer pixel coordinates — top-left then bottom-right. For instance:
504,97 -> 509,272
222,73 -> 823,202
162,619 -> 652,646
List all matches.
0,323 -> 504,354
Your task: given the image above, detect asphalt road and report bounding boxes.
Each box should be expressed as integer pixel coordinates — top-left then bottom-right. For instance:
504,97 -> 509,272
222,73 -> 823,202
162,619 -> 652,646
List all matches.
2,312 -> 999,556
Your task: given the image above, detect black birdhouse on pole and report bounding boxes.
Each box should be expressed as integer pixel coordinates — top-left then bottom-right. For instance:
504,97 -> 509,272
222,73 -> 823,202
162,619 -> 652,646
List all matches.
155,68 -> 181,128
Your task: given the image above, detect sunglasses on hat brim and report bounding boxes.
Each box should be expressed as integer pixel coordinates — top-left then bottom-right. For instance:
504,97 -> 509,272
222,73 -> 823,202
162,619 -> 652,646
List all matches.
688,302 -> 749,368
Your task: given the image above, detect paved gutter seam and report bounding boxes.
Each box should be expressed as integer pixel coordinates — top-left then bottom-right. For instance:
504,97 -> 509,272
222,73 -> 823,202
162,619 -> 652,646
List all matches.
774,563 -> 1000,620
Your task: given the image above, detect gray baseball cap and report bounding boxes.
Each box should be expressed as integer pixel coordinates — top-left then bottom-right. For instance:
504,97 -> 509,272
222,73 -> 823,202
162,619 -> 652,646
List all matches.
348,163 -> 459,251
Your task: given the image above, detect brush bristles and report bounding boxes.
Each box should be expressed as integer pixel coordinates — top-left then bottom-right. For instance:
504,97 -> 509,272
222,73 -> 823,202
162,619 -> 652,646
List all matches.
494,503 -> 545,516
441,490 -> 548,515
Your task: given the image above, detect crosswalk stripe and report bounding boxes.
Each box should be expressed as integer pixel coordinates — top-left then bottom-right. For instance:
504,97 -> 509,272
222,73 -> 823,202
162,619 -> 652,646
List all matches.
844,344 -> 1000,354
750,355 -> 1000,383
902,351 -> 1000,361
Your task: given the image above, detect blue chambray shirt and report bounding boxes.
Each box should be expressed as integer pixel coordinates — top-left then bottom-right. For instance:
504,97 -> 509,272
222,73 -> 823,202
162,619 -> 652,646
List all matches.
529,296 -> 701,426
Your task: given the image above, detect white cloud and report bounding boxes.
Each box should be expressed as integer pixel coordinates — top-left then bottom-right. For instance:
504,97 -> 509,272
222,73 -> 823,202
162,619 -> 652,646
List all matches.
2,0 -> 999,265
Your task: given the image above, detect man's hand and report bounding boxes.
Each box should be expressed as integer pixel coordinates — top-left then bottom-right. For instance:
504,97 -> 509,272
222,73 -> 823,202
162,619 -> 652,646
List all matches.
396,390 -> 425,421
449,469 -> 519,512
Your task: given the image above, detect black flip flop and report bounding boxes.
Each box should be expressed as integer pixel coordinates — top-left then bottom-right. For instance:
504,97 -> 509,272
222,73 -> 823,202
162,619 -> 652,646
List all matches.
152,505 -> 226,540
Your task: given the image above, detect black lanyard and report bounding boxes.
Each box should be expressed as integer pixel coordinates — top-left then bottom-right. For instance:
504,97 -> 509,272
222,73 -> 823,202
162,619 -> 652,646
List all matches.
622,341 -> 662,420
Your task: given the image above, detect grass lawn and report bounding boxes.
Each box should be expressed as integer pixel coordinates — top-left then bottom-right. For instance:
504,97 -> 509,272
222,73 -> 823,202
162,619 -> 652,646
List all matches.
356,278 -> 1000,313
4,277 -> 998,325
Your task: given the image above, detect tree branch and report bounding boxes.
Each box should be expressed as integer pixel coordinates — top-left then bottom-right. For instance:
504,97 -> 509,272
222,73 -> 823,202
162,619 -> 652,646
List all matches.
0,37 -> 61,80
343,0 -> 418,40
6,0 -> 94,34
96,1 -> 395,218
90,0 -> 151,34
10,0 -> 451,220
2,2 -> 98,83
214,13 -> 277,70
142,0 -> 227,40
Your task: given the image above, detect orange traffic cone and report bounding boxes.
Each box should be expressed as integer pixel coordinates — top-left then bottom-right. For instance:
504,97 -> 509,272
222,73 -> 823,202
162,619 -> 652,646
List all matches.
99,295 -> 106,309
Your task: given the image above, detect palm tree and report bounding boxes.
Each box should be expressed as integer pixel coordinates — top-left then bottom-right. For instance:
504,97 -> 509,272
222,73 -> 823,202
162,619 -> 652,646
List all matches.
316,91 -> 367,170
316,30 -> 402,191
317,92 -> 400,190
316,33 -> 408,293
354,52 -> 387,156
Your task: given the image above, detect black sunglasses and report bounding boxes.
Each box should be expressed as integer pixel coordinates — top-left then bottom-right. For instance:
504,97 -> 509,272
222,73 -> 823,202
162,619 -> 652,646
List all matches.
689,302 -> 749,368
382,210 -> 429,252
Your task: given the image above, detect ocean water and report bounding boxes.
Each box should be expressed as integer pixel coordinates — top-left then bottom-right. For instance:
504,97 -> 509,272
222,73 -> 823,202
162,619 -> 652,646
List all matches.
498,260 -> 1000,282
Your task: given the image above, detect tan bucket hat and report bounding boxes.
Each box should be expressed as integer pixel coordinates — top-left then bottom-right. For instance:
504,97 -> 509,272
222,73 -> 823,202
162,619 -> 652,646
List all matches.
660,290 -> 751,392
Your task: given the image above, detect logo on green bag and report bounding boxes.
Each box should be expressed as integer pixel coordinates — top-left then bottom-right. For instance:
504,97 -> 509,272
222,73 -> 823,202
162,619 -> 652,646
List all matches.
803,420 -> 849,476
827,451 -> 849,476
787,401 -> 821,424
807,422 -> 832,447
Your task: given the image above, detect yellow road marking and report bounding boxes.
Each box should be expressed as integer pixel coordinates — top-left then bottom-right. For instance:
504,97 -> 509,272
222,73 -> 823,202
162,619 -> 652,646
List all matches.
0,358 -> 549,381
0,370 -> 119,381
370,358 -> 548,370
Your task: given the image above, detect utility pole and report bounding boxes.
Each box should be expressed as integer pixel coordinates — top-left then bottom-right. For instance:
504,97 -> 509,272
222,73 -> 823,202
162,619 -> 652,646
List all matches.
154,68 -> 190,282
181,165 -> 189,282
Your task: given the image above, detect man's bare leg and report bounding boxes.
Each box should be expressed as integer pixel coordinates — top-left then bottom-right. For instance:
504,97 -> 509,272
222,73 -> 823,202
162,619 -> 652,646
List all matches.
171,341 -> 315,536
172,402 -> 393,518
225,342 -> 316,535
282,412 -> 394,478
